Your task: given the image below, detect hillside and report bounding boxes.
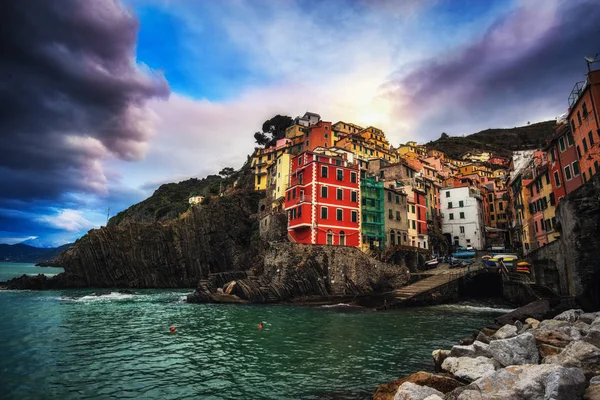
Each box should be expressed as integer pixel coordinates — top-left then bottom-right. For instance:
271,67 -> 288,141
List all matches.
108,158 -> 255,227
426,120 -> 556,159
0,243 -> 73,263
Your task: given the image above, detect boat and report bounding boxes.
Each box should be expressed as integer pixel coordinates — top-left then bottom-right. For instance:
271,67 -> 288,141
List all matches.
452,251 -> 476,258
425,258 -> 439,268
516,261 -> 531,273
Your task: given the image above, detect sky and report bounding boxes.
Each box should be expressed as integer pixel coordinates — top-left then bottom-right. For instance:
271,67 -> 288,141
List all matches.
0,0 -> 598,247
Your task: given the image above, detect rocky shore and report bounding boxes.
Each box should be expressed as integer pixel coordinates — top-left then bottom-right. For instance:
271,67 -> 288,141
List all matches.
374,305 -> 600,400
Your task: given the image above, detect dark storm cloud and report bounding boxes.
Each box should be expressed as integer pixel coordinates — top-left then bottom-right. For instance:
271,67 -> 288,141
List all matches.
0,0 -> 169,202
384,0 -> 600,137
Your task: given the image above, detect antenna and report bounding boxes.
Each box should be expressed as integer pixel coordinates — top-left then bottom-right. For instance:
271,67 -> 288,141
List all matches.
107,207 -> 111,225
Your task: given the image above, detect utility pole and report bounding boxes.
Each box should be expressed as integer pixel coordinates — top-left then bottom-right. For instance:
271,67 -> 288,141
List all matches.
107,207 -> 111,225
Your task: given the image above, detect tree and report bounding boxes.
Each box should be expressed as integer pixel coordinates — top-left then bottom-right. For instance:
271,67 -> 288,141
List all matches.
440,132 -> 449,139
219,167 -> 235,177
253,115 -> 294,146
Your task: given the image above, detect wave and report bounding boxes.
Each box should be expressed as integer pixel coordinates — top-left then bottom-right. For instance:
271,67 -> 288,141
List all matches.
321,303 -> 352,308
61,292 -> 136,302
434,304 -> 515,313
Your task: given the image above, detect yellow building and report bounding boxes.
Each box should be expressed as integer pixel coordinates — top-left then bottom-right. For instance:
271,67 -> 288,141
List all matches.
398,141 -> 427,158
332,121 -> 363,145
457,163 -> 492,178
540,170 -> 560,243
251,139 -> 293,191
267,152 -> 292,210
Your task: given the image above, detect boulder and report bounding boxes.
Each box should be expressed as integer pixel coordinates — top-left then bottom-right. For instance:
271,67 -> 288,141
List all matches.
578,312 -> 600,325
543,341 -> 600,377
449,341 -> 490,358
393,382 -> 443,400
575,321 -> 591,335
514,320 -> 524,331
488,332 -> 539,367
441,356 -> 499,382
491,324 -> 518,340
584,375 -> 600,400
445,364 -> 586,400
422,396 -> 443,400
534,330 -> 572,348
539,344 -> 563,358
432,350 -> 450,373
475,331 -> 490,344
584,328 -> 600,348
373,371 -> 462,400
537,319 -> 570,331
480,327 -> 497,337
517,323 -> 532,335
592,317 -> 600,329
459,337 -> 475,346
553,309 -> 585,323
525,317 -> 540,329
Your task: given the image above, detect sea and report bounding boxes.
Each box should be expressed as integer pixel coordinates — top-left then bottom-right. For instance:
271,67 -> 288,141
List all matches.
0,262 -> 513,399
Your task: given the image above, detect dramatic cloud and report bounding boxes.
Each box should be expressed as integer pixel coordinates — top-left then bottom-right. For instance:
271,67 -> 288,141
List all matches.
38,209 -> 97,232
0,0 -> 168,244
383,0 -> 600,138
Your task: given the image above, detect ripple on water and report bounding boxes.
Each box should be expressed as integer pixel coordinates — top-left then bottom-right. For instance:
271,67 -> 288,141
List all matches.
0,291 -> 510,399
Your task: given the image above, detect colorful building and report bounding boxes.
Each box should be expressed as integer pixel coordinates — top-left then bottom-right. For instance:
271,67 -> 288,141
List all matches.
383,184 -> 409,247
441,186 -> 485,250
360,176 -> 385,251
284,151 -> 361,246
567,67 -> 600,183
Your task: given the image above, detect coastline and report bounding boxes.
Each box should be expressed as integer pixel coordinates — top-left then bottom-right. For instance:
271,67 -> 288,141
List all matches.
373,299 -> 600,399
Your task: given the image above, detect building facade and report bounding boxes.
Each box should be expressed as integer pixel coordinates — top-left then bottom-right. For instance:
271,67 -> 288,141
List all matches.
383,184 -> 409,247
441,186 -> 485,250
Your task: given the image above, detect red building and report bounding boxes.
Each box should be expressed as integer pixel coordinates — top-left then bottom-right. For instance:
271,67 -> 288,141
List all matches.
284,151 -> 361,246
567,66 -> 600,182
488,157 -> 509,167
414,188 -> 427,237
546,123 -> 583,203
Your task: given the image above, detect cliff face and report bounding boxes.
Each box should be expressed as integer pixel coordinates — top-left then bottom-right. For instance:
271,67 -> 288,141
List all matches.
188,242 -> 411,304
527,173 -> 600,310
44,191 -> 262,288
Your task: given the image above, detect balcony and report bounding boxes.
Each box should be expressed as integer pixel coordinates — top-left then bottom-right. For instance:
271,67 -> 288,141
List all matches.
568,79 -> 588,108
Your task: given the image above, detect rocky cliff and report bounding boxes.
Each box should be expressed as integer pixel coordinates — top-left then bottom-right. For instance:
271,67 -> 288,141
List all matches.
6,190 -> 262,289
187,242 -> 410,304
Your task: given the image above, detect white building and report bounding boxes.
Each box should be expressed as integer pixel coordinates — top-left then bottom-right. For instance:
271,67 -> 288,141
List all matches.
441,186 -> 485,250
189,196 -> 205,205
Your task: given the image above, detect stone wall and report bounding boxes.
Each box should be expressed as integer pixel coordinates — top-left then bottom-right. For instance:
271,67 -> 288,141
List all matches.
528,173 -> 600,310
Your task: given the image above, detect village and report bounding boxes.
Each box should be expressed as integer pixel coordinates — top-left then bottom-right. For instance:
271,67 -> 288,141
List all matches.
249,65 -> 600,259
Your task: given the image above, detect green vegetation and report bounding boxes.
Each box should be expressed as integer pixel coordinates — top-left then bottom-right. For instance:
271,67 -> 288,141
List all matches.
426,120 -> 556,159
253,115 -> 293,146
108,157 -> 255,226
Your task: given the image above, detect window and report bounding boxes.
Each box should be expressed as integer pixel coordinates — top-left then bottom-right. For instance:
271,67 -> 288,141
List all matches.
350,172 -> 357,183
460,226 -> 465,233
549,193 -> 556,206
388,209 -> 393,219
577,146 -> 582,159
388,191 -> 392,202
559,137 -> 566,152
411,205 -> 415,213
298,156 -> 303,166
351,191 -> 357,202
298,173 -> 303,185
336,169 -> 343,181
460,212 -> 465,219
298,206 -> 302,218
445,191 -> 450,198
589,131 -> 595,147
448,202 -> 453,209
535,221 -> 538,233
583,138 -> 588,153
577,111 -> 582,125
395,195 -> 400,204
396,211 -> 401,220
336,209 -> 343,221
550,148 -> 556,162
489,204 -> 494,212
411,220 -> 416,229
292,188 -> 296,199
571,120 -> 576,133
321,186 -> 328,198
572,161 -> 580,176
545,173 -> 550,185
583,102 -> 589,117
337,188 -> 343,200
321,207 -> 328,219
554,171 -> 561,187
499,202 -> 504,210
567,131 -> 574,146
565,165 -> 572,180
488,193 -> 493,201
491,215 -> 495,220
459,200 -> 464,207
339,231 -> 346,246
321,166 -> 328,178
449,213 -> 454,220
326,230 -> 333,245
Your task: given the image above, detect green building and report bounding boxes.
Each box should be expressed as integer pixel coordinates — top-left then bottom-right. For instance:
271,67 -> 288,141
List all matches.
361,176 -> 385,251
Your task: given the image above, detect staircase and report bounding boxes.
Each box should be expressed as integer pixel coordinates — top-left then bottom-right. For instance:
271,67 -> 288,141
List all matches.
529,284 -> 560,300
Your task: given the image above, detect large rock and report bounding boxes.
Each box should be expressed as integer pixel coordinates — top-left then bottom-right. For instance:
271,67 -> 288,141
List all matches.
393,382 -> 443,400
578,312 -> 600,325
441,356 -> 499,382
432,350 -> 450,373
525,317 -> 540,329
537,319 -> 570,331
475,331 -> 491,344
584,328 -> 600,348
543,340 -> 600,377
488,332 -> 539,366
449,341 -> 490,358
585,375 -> 600,400
373,371 -> 463,400
539,344 -> 563,358
534,330 -> 572,348
445,364 -> 586,400
491,324 -> 518,340
553,309 -> 584,323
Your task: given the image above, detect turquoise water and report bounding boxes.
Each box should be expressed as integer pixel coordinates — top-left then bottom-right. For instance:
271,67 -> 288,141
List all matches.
0,262 -> 64,282
0,264 -> 512,399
